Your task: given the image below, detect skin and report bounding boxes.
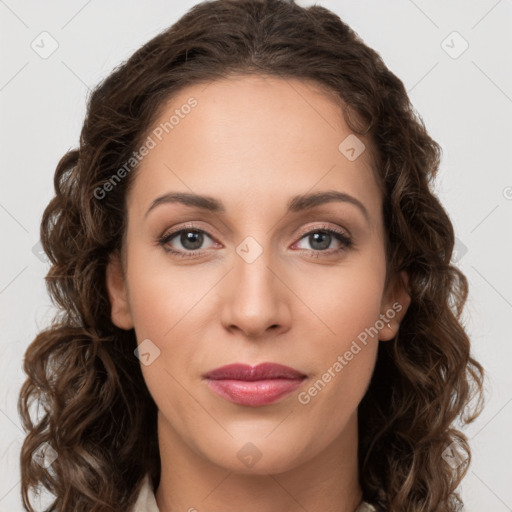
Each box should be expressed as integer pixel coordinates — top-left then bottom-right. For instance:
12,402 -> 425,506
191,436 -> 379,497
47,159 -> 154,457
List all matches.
106,75 -> 411,512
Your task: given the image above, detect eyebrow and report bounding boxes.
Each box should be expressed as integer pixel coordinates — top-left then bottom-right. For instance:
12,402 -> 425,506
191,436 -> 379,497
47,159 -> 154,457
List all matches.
144,190 -> 370,222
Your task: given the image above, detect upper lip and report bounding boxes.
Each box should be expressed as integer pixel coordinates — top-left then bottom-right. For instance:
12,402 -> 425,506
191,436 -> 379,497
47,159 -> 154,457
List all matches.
204,363 -> 306,381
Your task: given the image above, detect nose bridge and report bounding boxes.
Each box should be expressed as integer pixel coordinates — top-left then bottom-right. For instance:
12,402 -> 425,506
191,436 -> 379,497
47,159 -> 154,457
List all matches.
220,234 -> 288,337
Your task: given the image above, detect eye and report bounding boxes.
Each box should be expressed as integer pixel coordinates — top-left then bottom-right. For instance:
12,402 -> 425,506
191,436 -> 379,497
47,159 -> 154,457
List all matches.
158,227 -> 216,257
157,224 -> 353,259
293,227 -> 353,254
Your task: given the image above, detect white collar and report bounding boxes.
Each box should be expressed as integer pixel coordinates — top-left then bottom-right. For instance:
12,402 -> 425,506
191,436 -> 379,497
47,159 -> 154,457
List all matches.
130,474 -> 160,512
130,474 -> 377,512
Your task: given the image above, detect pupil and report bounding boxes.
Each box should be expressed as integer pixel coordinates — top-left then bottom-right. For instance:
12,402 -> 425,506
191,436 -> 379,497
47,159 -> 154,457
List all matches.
181,231 -> 203,250
310,232 -> 330,250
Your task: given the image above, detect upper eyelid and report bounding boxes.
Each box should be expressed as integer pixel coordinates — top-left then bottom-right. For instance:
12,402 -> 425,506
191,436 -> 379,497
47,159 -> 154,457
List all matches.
161,223 -> 217,242
294,223 -> 350,239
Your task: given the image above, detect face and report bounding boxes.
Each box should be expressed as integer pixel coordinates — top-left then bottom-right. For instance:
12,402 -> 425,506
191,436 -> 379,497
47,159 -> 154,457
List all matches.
106,75 -> 410,475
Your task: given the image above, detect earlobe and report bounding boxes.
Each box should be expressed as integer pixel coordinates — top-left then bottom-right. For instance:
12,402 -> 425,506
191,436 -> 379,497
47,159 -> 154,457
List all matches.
379,270 -> 411,342
105,251 -> 134,330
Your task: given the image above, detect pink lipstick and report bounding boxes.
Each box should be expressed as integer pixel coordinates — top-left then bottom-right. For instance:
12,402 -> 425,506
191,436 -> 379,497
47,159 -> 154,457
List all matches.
203,362 -> 306,406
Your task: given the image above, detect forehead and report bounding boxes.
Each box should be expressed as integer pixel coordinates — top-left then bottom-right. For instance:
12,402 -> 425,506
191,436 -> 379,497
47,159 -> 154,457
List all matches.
129,75 -> 381,224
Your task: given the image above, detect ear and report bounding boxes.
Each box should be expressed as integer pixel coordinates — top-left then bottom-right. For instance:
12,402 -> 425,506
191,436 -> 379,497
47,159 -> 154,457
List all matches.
378,270 -> 411,341
105,251 -> 134,330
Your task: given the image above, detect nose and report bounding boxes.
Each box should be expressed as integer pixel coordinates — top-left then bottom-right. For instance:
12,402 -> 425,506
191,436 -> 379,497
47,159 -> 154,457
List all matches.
219,245 -> 291,339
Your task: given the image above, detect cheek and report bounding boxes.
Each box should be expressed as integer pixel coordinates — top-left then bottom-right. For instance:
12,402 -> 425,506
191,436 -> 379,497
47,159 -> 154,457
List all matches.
125,247 -> 212,339
124,249 -> 215,392
291,250 -> 385,413
294,274 -> 383,441
125,259 -> 208,430
293,248 -> 386,352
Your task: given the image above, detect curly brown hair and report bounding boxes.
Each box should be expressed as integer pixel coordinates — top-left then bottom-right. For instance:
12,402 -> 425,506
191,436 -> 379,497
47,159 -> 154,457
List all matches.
18,0 -> 484,511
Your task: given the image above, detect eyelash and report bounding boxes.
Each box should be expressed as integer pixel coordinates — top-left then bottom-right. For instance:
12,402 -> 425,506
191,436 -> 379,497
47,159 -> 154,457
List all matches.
157,223 -> 354,259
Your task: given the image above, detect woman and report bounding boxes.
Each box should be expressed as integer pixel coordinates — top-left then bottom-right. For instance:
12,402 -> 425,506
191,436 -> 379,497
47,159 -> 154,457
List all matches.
18,0 -> 484,511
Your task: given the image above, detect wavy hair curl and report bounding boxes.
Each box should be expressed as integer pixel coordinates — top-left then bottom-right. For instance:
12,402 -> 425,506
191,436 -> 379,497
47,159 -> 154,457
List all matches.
18,0 -> 484,510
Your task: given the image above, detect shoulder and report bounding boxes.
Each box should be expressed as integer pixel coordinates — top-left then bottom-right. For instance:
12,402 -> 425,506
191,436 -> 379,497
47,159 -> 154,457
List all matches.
128,473 -> 160,512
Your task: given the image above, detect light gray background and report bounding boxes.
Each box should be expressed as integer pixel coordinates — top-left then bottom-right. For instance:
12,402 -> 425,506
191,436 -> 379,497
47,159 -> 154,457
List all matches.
1,1 -> 511,510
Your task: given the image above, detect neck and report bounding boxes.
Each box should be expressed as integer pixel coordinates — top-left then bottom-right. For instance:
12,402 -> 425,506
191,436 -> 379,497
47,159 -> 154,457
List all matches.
155,410 -> 363,512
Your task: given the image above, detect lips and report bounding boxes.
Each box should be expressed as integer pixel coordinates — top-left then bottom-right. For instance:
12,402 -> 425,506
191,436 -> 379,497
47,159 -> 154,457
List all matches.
203,363 -> 306,406
204,362 -> 306,381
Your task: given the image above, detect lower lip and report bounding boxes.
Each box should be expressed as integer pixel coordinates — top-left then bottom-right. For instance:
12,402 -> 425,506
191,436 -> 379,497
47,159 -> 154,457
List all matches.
206,378 -> 304,406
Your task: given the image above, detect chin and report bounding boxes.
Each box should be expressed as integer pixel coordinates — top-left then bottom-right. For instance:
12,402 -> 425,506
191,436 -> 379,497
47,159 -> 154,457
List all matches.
196,433 -> 315,476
